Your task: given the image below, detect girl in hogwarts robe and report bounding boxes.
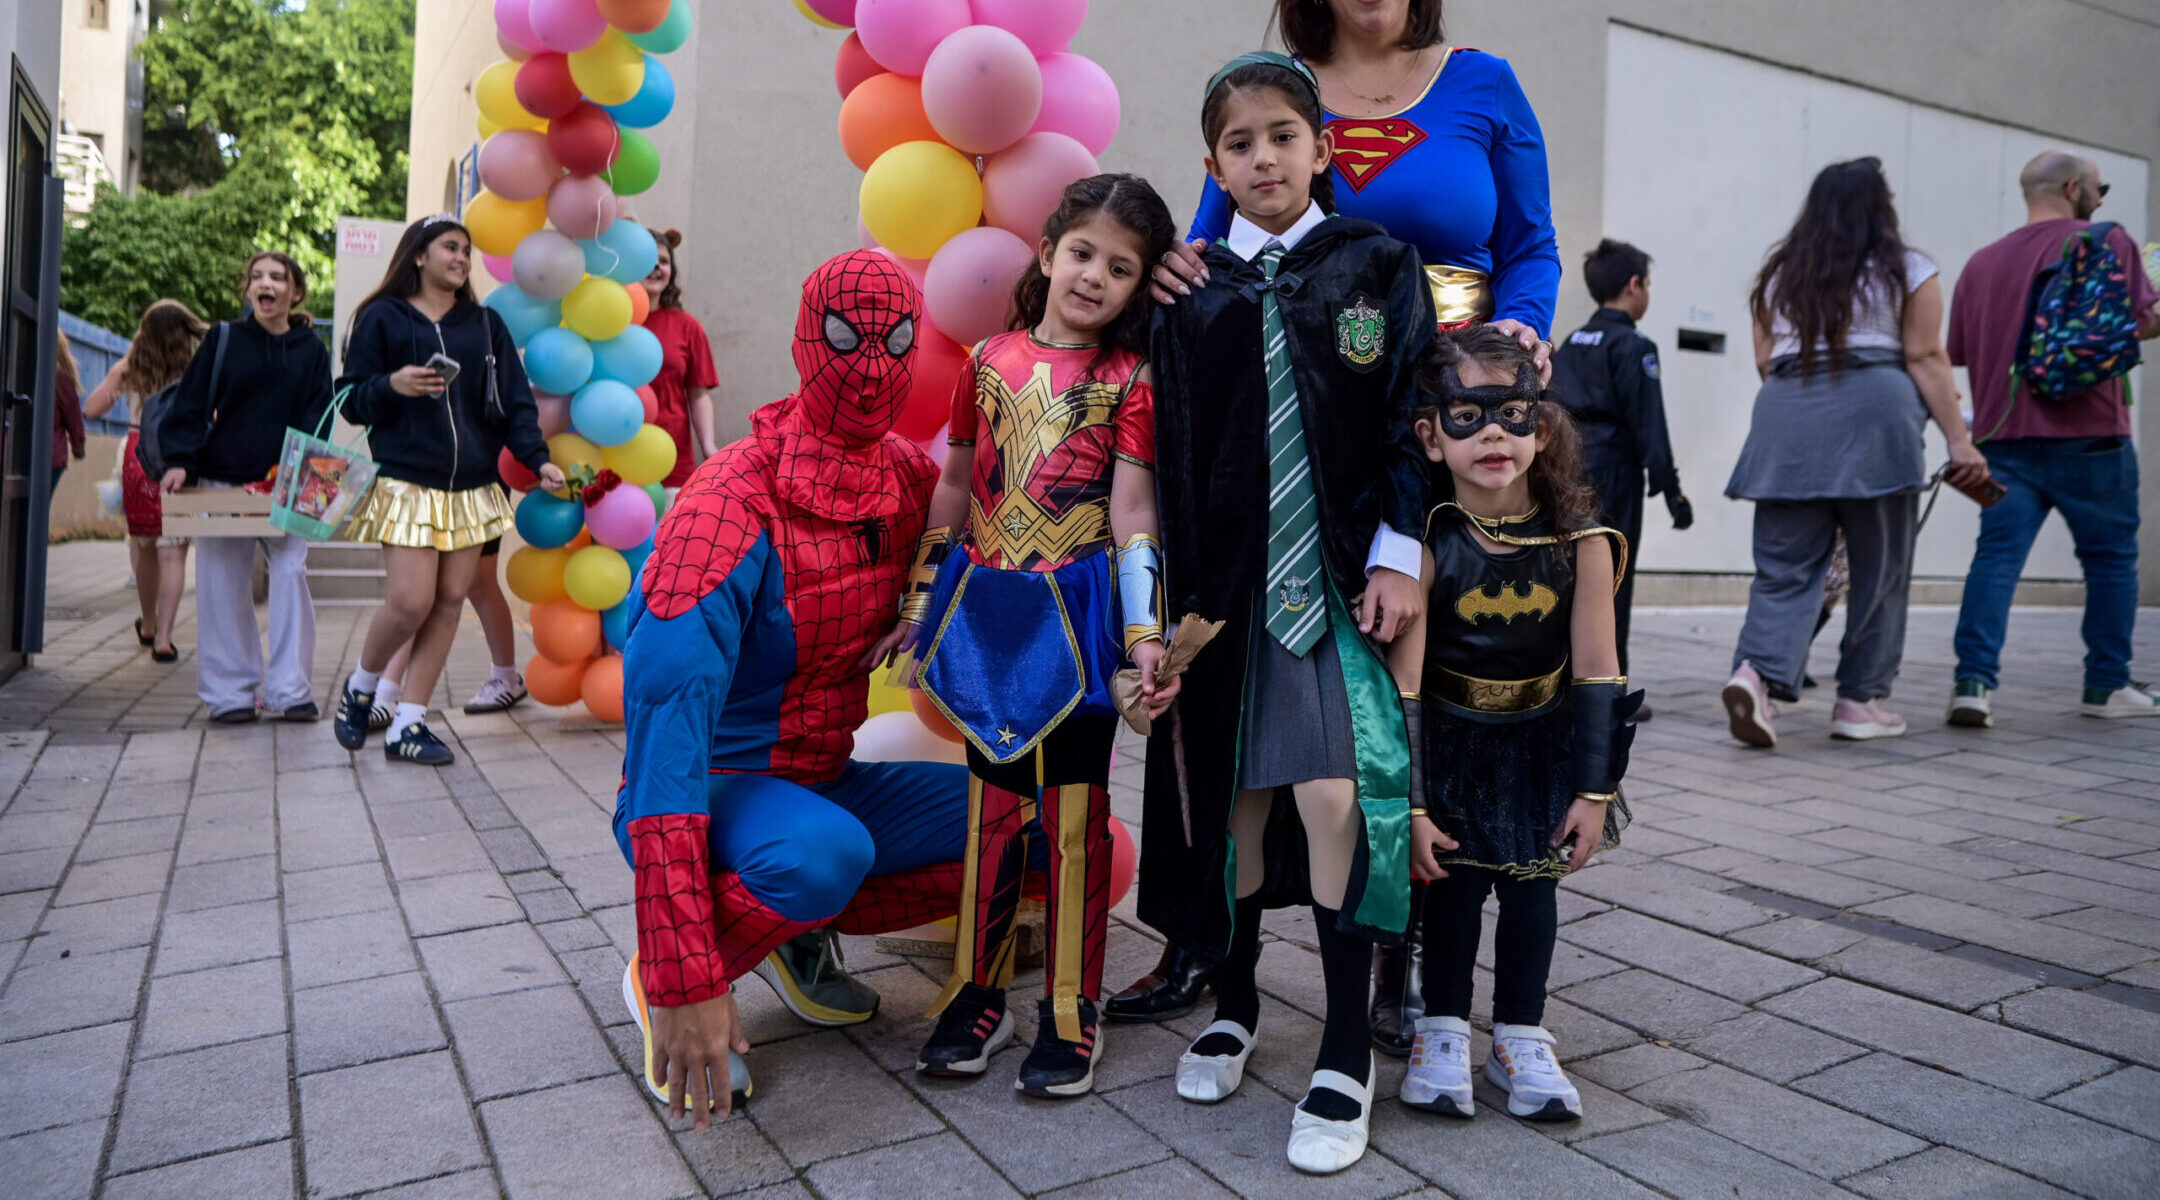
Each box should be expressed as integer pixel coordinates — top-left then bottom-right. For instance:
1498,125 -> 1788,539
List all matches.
1142,51 -> 1436,1175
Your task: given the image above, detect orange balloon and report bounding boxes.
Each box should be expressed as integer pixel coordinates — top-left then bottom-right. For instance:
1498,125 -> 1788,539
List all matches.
909,685 -> 965,744
531,598 -> 602,663
527,652 -> 591,706
627,279 -> 651,325
569,529 -> 594,551
839,74 -> 941,172
582,654 -> 626,722
597,0 -> 671,34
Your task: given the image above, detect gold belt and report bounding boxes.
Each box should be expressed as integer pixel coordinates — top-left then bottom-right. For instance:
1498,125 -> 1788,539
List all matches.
1431,663 -> 1563,715
1426,264 -> 1495,327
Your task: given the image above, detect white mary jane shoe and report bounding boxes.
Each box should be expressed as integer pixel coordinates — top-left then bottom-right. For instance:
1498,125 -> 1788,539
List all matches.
1286,1057 -> 1375,1175
1175,1019 -> 1256,1104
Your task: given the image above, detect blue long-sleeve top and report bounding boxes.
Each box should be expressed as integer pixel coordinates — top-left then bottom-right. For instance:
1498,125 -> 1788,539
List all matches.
1192,48 -> 1561,337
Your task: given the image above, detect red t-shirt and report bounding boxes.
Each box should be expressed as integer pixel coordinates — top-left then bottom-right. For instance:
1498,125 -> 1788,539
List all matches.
1948,219 -> 2156,441
642,307 -> 720,487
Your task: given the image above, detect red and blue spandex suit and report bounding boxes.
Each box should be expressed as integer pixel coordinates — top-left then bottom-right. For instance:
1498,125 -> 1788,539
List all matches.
614,252 -> 980,1008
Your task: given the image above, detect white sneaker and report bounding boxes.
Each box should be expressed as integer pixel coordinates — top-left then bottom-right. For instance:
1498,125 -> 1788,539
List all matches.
1831,697 -> 1908,740
1175,1020 -> 1255,1104
1484,1023 -> 1581,1121
1947,681 -> 1993,728
465,674 -> 529,714
1286,1058 -> 1374,1175
1722,661 -> 1778,748
622,957 -> 751,1112
1401,1015 -> 1474,1117
2081,684 -> 2160,719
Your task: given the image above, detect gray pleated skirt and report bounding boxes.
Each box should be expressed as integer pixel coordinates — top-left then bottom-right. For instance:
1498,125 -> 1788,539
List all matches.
1239,603 -> 1359,790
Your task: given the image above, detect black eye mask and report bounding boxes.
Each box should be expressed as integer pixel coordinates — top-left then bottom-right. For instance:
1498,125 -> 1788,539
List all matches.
1433,363 -> 1542,440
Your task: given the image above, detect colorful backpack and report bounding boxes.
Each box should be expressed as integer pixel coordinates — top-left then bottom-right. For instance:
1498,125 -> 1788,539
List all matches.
2017,221 -> 2141,402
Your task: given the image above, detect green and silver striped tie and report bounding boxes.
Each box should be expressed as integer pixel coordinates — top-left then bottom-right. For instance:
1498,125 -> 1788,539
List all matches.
1258,244 -> 1326,656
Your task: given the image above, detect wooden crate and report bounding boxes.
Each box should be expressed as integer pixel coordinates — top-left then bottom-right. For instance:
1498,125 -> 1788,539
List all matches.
161,488 -> 278,538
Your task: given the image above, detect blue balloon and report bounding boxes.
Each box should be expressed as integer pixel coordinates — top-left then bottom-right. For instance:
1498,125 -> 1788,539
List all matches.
602,56 -> 675,129
601,594 -> 638,652
571,379 -> 644,447
591,325 -> 664,389
581,221 -> 660,285
484,283 -> 562,347
514,489 -> 584,550
525,327 -> 594,394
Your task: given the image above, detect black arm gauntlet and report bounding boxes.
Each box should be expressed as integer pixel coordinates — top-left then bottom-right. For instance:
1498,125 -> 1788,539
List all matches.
1402,696 -> 1425,807
1570,680 -> 1646,798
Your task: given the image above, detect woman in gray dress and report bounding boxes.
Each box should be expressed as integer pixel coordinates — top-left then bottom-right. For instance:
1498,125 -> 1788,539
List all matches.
1720,157 -> 1989,748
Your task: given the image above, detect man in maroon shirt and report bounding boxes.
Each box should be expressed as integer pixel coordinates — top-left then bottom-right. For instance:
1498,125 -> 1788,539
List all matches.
1947,151 -> 2160,726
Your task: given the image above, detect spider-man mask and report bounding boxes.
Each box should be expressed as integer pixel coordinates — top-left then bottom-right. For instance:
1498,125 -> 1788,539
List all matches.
791,251 -> 921,446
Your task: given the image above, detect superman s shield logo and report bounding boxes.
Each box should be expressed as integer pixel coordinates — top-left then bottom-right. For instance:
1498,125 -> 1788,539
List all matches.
1325,117 -> 1427,193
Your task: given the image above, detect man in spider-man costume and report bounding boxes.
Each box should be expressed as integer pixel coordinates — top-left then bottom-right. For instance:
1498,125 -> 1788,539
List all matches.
614,251 -> 981,1126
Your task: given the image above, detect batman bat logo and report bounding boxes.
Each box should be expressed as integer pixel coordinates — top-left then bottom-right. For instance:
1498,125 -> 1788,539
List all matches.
1456,581 -> 1559,624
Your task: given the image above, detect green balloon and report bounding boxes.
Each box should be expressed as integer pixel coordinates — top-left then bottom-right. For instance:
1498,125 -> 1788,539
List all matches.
644,482 -> 669,521
625,0 -> 691,54
604,129 -> 661,196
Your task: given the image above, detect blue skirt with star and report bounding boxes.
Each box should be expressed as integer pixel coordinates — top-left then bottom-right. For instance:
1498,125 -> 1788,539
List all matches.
917,549 -> 1121,765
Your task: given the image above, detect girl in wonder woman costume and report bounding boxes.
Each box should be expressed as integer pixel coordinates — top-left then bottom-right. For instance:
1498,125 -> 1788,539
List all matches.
883,174 -> 1180,1099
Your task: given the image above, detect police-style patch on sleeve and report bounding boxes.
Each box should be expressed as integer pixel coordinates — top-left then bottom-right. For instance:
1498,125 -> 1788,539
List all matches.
1641,351 -> 1661,380
1332,293 -> 1386,374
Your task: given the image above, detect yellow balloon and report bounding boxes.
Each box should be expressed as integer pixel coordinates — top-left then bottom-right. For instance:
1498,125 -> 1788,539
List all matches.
476,60 -> 543,132
506,544 -> 572,605
546,432 -> 606,497
793,0 -> 846,29
602,424 -> 676,487
568,30 -> 646,106
464,190 -> 548,259
478,113 -> 504,140
860,140 -> 984,260
565,545 -> 633,610
563,277 -> 633,341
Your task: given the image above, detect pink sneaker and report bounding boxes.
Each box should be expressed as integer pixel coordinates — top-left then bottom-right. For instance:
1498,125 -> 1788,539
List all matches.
1722,661 -> 1778,748
1832,698 -> 1907,740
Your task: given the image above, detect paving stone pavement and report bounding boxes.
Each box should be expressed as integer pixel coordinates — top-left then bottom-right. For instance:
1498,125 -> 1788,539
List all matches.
3,541 -> 2159,1199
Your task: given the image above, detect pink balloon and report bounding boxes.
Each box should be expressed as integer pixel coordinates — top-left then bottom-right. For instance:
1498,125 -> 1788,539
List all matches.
483,253 -> 516,284
982,132 -> 1098,240
1031,53 -> 1120,156
530,0 -> 606,54
496,0 -> 541,51
926,422 -> 951,468
514,230 -> 588,301
969,0 -> 1086,56
536,391 -> 573,437
548,174 -> 618,240
924,226 -> 1034,347
586,482 -> 658,549
871,246 -> 930,287
855,0 -> 972,76
636,385 -> 659,423
856,214 -> 880,251
921,25 -> 1041,155
807,0 -> 858,24
478,129 -> 562,202
498,31 -> 534,62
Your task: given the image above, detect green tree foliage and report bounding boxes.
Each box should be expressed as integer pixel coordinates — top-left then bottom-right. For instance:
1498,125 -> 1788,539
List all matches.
63,0 -> 415,334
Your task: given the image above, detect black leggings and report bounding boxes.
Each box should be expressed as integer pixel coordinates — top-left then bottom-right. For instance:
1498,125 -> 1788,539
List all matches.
1420,866 -> 1558,1027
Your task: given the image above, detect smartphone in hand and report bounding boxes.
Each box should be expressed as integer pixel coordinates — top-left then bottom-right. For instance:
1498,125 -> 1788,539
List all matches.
424,352 -> 462,389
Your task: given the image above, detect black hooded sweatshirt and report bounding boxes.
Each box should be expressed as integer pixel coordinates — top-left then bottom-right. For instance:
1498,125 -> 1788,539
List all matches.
337,295 -> 550,492
161,313 -> 335,486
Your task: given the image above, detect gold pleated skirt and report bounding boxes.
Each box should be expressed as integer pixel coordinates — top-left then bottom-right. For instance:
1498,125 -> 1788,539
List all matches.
347,477 -> 513,551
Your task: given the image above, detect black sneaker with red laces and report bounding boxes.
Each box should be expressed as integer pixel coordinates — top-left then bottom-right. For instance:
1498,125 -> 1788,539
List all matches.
916,982 -> 1011,1077
1016,996 -> 1102,1098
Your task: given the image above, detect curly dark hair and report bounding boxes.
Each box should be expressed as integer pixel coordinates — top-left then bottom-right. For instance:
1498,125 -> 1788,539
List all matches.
1749,157 -> 1913,379
1277,0 -> 1445,62
1008,173 -> 1177,380
1417,326 -> 1601,580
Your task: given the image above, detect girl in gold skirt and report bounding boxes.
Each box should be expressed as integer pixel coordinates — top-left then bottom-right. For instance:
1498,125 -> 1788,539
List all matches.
331,215 -> 566,765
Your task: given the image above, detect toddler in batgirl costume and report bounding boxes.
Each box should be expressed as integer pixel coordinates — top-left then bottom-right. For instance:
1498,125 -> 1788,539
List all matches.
893,174 -> 1182,1099
1399,327 -> 1639,1125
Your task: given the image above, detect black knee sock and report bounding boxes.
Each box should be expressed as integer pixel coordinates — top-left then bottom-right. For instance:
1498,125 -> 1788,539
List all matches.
1193,895 -> 1262,1056
1300,903 -> 1372,1121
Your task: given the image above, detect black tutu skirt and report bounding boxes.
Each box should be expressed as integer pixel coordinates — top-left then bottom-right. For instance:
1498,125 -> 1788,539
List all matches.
1426,704 -> 1629,880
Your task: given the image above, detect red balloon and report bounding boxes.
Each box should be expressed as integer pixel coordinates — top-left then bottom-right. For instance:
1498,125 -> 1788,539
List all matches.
636,385 -> 659,423
894,319 -> 967,444
1106,816 -> 1136,908
835,32 -> 881,99
514,53 -> 582,119
546,102 -> 621,177
498,446 -> 540,492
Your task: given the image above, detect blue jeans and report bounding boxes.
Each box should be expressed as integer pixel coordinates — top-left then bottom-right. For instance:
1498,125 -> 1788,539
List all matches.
1953,437 -> 2140,692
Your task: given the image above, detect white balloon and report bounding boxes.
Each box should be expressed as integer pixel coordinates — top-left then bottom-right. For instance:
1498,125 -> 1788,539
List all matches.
511,229 -> 588,301
850,711 -> 967,765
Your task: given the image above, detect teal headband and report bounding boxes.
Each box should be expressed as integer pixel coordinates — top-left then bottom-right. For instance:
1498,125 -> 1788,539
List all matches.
1203,50 -> 1321,109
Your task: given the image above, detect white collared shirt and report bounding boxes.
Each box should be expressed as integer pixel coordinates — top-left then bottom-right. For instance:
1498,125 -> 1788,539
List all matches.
1225,202 -> 1422,579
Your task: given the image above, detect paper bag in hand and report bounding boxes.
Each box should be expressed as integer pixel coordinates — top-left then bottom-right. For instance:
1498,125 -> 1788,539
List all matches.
1112,614 -> 1224,735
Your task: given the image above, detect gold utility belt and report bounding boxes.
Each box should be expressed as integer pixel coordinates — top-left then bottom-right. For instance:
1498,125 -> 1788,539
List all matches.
1431,663 -> 1563,716
1427,264 -> 1495,328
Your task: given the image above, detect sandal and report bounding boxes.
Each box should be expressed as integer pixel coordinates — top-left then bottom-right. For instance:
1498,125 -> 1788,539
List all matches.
134,618 -> 154,647
152,643 -> 180,664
